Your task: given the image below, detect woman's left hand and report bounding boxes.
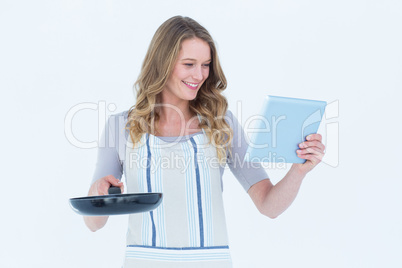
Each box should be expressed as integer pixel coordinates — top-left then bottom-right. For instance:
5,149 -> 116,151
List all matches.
294,133 -> 325,174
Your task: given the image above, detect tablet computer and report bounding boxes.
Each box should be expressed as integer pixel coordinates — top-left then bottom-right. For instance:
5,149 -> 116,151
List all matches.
245,95 -> 327,163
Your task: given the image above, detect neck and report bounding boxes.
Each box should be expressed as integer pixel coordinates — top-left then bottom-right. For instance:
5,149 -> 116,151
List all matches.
154,93 -> 201,137
158,95 -> 194,122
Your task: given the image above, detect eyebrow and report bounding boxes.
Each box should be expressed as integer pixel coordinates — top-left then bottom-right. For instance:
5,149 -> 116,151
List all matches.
180,58 -> 211,62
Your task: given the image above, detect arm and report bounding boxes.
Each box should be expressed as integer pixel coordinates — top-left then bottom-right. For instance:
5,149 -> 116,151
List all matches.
84,113 -> 126,231
248,134 -> 325,218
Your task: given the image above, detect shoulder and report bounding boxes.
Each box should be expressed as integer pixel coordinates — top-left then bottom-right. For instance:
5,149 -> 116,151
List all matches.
224,109 -> 234,119
105,110 -> 130,140
110,110 -> 129,121
223,109 -> 236,127
223,109 -> 241,131
107,110 -> 130,128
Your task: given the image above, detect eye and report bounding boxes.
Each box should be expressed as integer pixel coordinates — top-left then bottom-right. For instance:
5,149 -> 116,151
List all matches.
184,63 -> 193,67
202,63 -> 210,68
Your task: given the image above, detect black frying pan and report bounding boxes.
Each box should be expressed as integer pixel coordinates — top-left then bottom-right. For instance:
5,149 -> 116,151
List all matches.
69,187 -> 163,216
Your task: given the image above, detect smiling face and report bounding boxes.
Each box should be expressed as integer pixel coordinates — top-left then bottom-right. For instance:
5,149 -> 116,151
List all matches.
161,38 -> 211,105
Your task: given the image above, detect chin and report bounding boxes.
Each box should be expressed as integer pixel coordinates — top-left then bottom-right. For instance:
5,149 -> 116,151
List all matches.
184,92 -> 198,101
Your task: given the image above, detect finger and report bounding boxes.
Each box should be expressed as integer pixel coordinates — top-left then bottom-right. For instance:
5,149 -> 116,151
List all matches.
107,175 -> 124,193
95,176 -> 117,195
303,153 -> 321,166
306,134 -> 322,142
110,180 -> 124,193
297,147 -> 324,161
103,175 -> 122,186
104,175 -> 124,193
299,141 -> 325,152
299,141 -> 324,150
297,152 -> 320,166
302,145 -> 325,155
104,175 -> 118,184
305,147 -> 325,160
109,178 -> 123,187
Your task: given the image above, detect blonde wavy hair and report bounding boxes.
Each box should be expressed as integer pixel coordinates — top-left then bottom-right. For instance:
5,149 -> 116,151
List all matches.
126,16 -> 232,163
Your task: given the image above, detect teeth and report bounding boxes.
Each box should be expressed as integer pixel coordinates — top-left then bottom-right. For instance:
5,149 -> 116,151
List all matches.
183,81 -> 198,87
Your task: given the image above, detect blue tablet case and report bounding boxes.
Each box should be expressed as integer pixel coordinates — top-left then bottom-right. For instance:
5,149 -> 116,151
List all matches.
245,95 -> 327,163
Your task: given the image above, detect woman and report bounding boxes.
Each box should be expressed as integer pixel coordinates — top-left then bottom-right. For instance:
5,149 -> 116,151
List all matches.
85,16 -> 325,268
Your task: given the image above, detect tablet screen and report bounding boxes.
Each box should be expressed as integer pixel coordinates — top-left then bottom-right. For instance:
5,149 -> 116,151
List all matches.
245,95 -> 326,163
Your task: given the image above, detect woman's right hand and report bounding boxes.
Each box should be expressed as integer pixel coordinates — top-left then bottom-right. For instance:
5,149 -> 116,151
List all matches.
84,175 -> 124,232
88,175 -> 124,196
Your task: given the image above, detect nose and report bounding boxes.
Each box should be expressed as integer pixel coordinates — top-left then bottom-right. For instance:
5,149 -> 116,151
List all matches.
192,65 -> 203,81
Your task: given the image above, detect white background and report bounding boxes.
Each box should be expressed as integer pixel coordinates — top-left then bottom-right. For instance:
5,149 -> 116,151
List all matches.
1,0 -> 401,267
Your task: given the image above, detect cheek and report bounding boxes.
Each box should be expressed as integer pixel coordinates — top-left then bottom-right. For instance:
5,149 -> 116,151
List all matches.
174,69 -> 187,82
203,69 -> 210,80
169,65 -> 183,82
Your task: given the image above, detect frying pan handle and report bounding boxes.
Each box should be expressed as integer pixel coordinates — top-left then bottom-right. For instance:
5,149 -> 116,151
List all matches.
108,186 -> 122,195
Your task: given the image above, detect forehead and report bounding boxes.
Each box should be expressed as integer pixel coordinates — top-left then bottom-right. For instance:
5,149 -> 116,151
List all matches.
178,38 -> 211,60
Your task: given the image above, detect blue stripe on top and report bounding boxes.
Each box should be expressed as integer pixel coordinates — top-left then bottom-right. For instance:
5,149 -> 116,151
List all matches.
146,134 -> 157,247
190,137 -> 204,248
196,134 -> 214,247
154,137 -> 166,247
145,134 -> 152,193
138,135 -> 148,244
182,141 -> 198,246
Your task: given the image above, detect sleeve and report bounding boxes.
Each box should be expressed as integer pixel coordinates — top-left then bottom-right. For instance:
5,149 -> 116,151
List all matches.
91,114 -> 124,185
225,110 -> 269,192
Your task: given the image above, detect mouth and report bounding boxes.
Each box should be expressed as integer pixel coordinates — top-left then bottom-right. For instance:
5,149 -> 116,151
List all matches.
182,81 -> 199,90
